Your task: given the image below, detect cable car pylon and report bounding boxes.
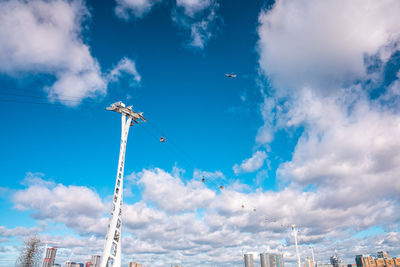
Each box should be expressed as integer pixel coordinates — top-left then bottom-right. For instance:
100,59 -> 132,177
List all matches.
100,101 -> 146,267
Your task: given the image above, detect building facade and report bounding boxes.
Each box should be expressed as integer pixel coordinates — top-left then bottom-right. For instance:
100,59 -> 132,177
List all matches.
245,253 -> 255,267
91,255 -> 100,267
42,247 -> 57,267
356,252 -> 400,267
304,257 -> 313,267
129,262 -> 143,267
260,253 -> 285,267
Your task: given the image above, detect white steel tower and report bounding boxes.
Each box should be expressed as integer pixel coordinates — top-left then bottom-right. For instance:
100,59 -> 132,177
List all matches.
292,224 -> 301,267
100,101 -> 146,267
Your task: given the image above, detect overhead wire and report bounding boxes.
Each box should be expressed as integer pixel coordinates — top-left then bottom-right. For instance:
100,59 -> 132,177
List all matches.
143,117 -> 227,192
144,119 -> 263,215
0,86 -> 266,215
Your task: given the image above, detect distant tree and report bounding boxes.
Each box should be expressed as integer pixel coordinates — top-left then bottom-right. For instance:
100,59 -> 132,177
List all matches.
15,236 -> 42,267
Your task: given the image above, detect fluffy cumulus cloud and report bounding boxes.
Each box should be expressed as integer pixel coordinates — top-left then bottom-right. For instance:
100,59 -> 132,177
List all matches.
138,168 -> 216,213
257,0 -> 400,94
233,150 -> 267,175
13,176 -> 107,235
108,57 -> 142,84
4,170 -> 400,266
172,0 -> 220,49
115,0 -> 162,19
251,0 -> 400,263
176,0 -> 212,17
0,226 -> 42,237
0,0 -> 140,106
113,0 -> 220,49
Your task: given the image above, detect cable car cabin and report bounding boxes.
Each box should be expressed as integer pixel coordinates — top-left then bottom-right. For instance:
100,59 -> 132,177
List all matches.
219,185 -> 224,190
201,177 -> 206,182
160,137 -> 166,142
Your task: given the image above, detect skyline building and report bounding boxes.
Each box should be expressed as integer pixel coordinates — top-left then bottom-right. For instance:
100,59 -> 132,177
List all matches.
304,257 -> 313,267
331,249 -> 345,267
260,253 -> 285,267
244,253 -> 255,267
42,247 -> 57,267
91,255 -> 100,267
356,251 -> 400,267
129,262 -> 143,267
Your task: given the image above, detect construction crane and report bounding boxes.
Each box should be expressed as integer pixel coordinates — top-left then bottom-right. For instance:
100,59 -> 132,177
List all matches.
292,224 -> 301,267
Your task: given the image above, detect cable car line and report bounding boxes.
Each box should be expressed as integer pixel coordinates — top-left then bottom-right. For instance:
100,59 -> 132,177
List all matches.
0,87 -> 264,213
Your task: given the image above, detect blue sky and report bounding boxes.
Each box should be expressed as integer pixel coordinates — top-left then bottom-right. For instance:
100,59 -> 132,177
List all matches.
0,0 -> 400,266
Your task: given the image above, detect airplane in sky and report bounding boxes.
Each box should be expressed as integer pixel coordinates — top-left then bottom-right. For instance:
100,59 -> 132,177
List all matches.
225,73 -> 237,78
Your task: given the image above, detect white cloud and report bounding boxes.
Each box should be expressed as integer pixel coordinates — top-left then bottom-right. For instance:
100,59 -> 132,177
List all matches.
138,168 -> 216,213
255,0 -> 400,204
193,169 -> 225,180
108,57 -> 141,84
13,175 -> 107,235
250,1 -> 400,262
233,151 -> 267,175
0,0 -> 105,105
0,226 -> 41,237
114,0 -> 220,49
176,0 -> 211,17
172,0 -> 220,49
275,89 -> 400,209
115,0 -> 161,19
257,0 -> 400,94
6,170 -> 400,266
0,0 -> 140,106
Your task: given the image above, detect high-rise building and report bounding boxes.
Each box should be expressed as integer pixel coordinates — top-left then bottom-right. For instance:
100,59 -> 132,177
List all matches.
331,249 -> 345,267
245,253 -> 255,267
42,247 -> 57,267
304,257 -> 313,267
129,262 -> 143,267
91,255 -> 100,267
355,252 -> 399,267
65,262 -> 76,267
260,253 -> 285,267
377,252 -> 389,259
